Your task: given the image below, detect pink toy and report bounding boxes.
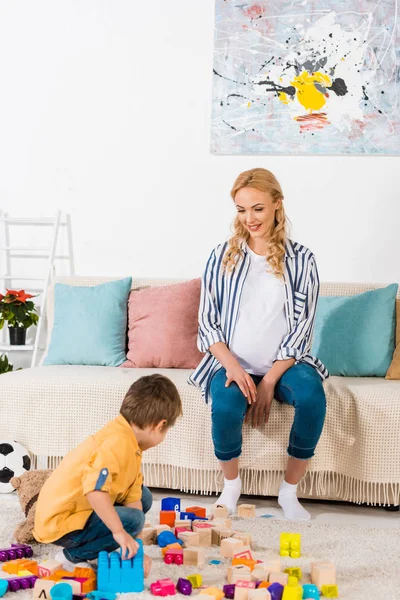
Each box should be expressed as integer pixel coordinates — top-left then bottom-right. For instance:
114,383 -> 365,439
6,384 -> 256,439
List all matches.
150,578 -> 176,596
164,549 -> 184,566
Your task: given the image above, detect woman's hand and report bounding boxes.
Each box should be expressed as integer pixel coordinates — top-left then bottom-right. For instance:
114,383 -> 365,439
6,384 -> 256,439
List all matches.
225,363 -> 257,404
144,554 -> 152,578
112,529 -> 139,559
245,377 -> 275,426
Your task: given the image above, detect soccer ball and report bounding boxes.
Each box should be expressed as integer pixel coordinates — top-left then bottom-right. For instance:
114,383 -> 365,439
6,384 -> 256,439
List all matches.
0,441 -> 31,493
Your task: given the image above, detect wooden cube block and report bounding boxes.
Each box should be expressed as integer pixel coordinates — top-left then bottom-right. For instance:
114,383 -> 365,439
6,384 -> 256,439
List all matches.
193,522 -> 213,546
233,545 -> 253,561
211,504 -> 229,519
249,589 -> 271,600
175,520 -> 192,531
202,587 -> 225,600
178,531 -> 200,547
221,537 -> 244,558
234,580 -> 256,600
265,558 -> 281,575
37,560 -> 62,578
33,580 -> 55,600
142,526 -> 157,546
227,565 -> 252,584
237,504 -> 256,518
268,572 -> 288,586
183,547 -> 206,567
156,524 -> 172,536
251,565 -> 268,582
212,528 -> 233,546
160,510 -> 176,528
311,561 -> 336,589
186,506 -> 207,518
233,532 -> 252,547
213,517 -> 232,530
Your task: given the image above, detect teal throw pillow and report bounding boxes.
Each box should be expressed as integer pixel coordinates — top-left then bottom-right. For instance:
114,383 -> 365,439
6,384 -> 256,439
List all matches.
312,284 -> 398,376
44,277 -> 132,367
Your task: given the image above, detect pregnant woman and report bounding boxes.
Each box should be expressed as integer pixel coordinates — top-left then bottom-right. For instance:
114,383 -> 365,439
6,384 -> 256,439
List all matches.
188,168 -> 328,521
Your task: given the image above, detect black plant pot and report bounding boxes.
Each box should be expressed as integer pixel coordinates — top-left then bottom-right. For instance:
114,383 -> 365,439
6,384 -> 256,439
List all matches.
8,327 -> 26,346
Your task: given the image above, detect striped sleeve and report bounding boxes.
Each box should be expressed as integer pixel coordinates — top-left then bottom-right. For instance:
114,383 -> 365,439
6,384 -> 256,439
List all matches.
276,254 -> 320,362
197,247 -> 226,353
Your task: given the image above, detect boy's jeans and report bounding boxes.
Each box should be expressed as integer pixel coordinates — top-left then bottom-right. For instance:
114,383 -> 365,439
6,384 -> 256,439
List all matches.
54,485 -> 152,563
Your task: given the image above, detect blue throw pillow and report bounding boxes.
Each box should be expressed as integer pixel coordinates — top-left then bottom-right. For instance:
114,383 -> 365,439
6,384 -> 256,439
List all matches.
44,277 -> 132,367
312,284 -> 398,377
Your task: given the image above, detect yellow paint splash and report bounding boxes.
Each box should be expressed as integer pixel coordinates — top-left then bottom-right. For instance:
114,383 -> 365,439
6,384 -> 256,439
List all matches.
280,71 -> 332,112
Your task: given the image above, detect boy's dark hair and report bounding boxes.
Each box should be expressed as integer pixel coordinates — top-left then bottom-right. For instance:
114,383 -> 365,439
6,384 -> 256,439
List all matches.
120,374 -> 182,430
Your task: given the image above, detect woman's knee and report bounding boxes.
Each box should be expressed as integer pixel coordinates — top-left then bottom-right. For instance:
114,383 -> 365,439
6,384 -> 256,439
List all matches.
211,372 -> 247,422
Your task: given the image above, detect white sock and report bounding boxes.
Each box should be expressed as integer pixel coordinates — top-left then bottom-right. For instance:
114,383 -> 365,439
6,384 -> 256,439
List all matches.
54,550 -> 92,570
216,475 -> 242,514
278,480 -> 311,521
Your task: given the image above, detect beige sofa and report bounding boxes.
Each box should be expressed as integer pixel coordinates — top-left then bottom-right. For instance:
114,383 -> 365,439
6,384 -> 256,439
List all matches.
1,277 -> 399,507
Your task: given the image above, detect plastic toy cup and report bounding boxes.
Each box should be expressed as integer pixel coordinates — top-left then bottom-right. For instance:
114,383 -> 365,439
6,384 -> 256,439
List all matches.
50,583 -> 73,600
0,580 -> 8,598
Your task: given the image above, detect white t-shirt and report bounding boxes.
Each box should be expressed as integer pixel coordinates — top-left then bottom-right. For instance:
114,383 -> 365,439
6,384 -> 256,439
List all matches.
229,244 -> 288,376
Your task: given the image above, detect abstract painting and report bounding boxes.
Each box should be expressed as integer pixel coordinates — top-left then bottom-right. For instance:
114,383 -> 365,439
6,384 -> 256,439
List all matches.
211,0 -> 400,154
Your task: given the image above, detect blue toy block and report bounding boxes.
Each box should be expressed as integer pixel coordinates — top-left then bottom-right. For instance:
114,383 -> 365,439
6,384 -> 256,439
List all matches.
50,583 -> 73,600
302,584 -> 319,599
268,582 -> 284,600
86,593 -> 116,600
157,531 -> 183,548
161,497 -> 181,512
179,512 -> 196,521
97,540 -> 144,593
0,581 -> 8,598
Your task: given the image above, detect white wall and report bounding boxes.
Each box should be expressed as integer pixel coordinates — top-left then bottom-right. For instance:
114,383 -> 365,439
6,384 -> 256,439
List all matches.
1,0 -> 399,289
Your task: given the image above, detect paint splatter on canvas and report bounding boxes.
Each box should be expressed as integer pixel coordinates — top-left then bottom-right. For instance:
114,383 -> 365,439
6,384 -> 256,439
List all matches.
211,0 -> 400,154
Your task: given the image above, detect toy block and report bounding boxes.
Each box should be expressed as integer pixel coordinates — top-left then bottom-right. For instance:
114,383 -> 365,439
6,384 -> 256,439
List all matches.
192,522 -> 213,546
221,537 -> 244,558
279,534 -> 301,559
6,575 -> 38,593
0,580 -> 8,597
187,574 -> 202,588
0,544 -> 33,562
227,565 -> 252,585
249,589 -> 271,600
212,528 -> 232,546
269,573 -> 288,586
233,532 -> 252,547
38,561 -> 63,578
197,595 -> 215,600
59,578 -> 87,594
157,530 -> 182,548
180,512 -> 197,521
237,505 -> 256,518
142,526 -> 157,546
34,579 -> 56,600
257,582 -> 271,589
251,565 -> 268,582
284,568 -> 301,581
212,517 -> 232,530
211,504 -> 229,519
301,584 -> 319,599
97,541 -> 144,593
156,524 -> 172,536
310,561 -> 336,589
202,587 -> 224,600
178,531 -> 200,547
161,497 -> 181,512
233,546 -> 253,561
183,547 -> 205,567
186,506 -> 207,518
267,582 -> 284,600
234,580 -> 256,600
2,559 -> 38,575
232,558 -> 258,571
282,576 -> 302,600
160,511 -> 176,528
16,570 -> 34,577
161,543 -> 182,557
223,584 -> 236,599
164,549 -> 183,565
150,578 -> 176,596
175,519 -> 192,531
177,578 -> 192,595
264,559 -> 281,576
321,585 -> 339,598
50,582 -> 73,600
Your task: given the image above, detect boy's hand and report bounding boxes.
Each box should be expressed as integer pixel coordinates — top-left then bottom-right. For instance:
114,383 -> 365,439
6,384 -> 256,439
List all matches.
144,554 -> 152,578
113,530 -> 139,559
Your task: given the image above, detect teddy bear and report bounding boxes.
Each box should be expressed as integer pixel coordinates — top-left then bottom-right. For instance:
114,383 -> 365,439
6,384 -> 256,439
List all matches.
10,469 -> 53,543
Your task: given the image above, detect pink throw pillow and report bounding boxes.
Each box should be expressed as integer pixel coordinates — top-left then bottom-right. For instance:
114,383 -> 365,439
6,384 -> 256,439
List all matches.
121,279 -> 204,369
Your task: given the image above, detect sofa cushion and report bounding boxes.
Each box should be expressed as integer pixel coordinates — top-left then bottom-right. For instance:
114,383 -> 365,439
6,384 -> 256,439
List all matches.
386,299 -> 400,380
44,278 -> 132,367
122,279 -> 204,369
312,284 -> 398,377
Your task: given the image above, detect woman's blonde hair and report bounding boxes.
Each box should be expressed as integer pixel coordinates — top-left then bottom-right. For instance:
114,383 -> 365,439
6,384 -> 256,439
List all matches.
222,168 -> 287,279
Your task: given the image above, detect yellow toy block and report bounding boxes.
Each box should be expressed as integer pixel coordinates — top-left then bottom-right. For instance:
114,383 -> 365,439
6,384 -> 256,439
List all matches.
202,587 -> 224,600
284,567 -> 302,580
321,584 -> 339,598
280,533 -> 301,558
282,576 -> 302,600
187,574 -> 202,588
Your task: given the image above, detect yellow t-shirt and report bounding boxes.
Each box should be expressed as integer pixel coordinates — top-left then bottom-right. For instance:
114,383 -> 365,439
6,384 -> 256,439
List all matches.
33,414 -> 143,543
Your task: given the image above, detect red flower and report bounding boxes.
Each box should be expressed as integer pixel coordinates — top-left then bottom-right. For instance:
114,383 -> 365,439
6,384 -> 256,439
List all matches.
5,289 -> 35,303
0,294 -> 4,302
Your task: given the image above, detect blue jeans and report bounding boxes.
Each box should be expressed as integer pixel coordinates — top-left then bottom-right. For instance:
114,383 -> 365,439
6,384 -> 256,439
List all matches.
53,485 -> 153,563
210,363 -> 326,461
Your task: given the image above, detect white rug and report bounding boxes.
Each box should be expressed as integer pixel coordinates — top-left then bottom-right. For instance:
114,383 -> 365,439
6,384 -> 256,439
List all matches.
1,497 -> 399,600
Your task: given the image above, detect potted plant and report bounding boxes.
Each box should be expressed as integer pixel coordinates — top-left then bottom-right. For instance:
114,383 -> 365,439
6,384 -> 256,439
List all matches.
0,353 -> 15,374
0,289 -> 39,345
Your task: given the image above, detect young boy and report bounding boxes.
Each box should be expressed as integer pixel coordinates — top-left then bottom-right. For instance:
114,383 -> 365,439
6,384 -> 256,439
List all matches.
33,374 -> 182,576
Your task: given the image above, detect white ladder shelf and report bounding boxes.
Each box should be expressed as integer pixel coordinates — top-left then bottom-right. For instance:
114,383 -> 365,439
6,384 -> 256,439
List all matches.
0,210 -> 75,367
